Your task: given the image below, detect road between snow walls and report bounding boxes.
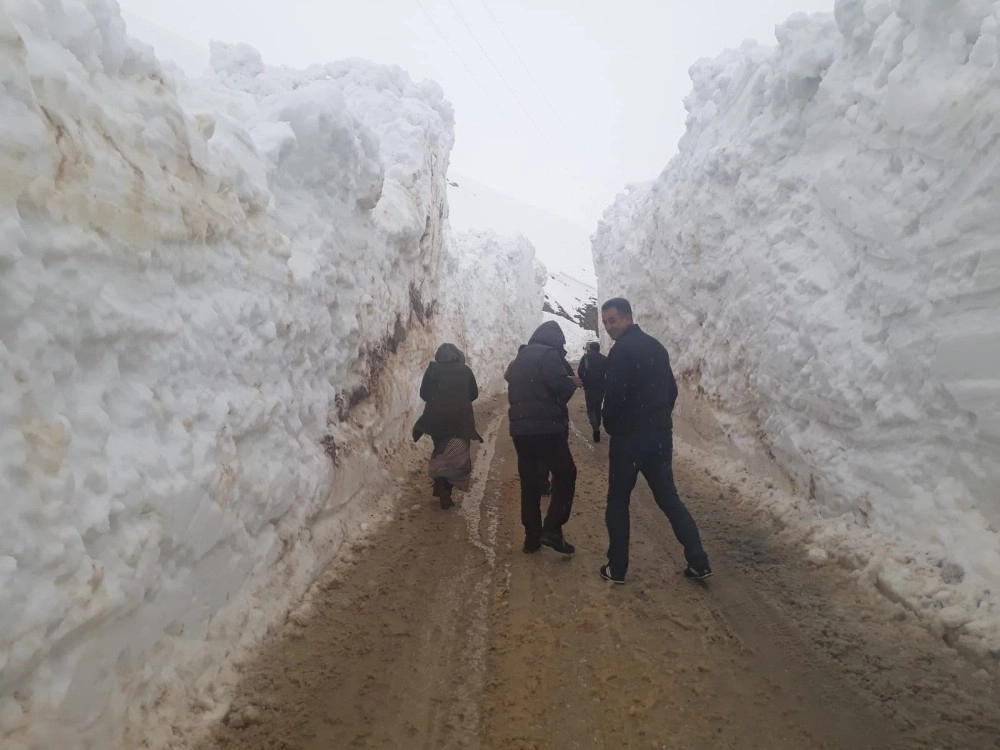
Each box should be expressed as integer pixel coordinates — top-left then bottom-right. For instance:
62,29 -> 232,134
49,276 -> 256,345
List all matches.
0,3 -> 542,748
594,1 -> 1000,661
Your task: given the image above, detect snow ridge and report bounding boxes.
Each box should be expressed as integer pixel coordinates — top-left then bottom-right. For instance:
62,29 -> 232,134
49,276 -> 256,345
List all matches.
0,3 -> 538,747
594,1 -> 1000,656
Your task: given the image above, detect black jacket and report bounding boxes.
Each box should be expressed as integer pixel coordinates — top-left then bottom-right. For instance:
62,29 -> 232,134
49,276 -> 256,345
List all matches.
602,324 -> 677,436
506,321 -> 577,436
577,351 -> 608,392
412,344 -> 482,442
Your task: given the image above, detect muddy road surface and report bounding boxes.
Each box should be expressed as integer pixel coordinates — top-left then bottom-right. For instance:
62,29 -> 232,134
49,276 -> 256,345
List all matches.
199,396 -> 1000,750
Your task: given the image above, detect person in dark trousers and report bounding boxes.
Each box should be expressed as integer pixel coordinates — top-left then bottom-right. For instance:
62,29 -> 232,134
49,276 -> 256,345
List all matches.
412,344 -> 483,509
506,320 -> 582,555
598,298 -> 712,583
577,341 -> 609,442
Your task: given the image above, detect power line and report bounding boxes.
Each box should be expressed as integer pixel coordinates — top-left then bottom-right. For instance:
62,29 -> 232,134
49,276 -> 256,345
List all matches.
478,0 -> 566,128
412,0 -> 525,141
443,0 -> 553,148
413,0 -> 489,100
414,0 -> 603,226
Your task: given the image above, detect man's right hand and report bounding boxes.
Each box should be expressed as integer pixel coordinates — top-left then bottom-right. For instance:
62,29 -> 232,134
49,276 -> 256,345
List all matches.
570,375 -> 583,389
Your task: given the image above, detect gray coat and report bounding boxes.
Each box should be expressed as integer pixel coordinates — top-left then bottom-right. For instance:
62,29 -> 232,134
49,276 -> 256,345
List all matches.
506,321 -> 577,436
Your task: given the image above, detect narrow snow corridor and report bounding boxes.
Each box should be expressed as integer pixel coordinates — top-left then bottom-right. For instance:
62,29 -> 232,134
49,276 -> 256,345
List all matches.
193,395 -> 1000,750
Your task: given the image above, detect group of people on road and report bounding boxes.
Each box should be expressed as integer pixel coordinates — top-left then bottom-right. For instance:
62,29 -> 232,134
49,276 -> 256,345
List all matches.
412,297 -> 712,582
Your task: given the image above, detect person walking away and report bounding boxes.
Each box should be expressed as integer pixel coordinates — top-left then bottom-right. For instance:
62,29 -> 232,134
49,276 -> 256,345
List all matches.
598,298 -> 712,583
412,343 -> 483,509
505,345 -> 551,495
506,320 -> 581,554
577,341 -> 609,442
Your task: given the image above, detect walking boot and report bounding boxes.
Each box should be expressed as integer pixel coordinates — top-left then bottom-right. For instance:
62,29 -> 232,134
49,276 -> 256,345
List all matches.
439,481 -> 454,510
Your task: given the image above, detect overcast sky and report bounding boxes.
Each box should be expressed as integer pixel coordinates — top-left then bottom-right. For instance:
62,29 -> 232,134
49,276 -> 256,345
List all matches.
119,0 -> 835,278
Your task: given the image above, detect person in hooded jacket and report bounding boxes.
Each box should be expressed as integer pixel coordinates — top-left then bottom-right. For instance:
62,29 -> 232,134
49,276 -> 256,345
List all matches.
577,341 -> 609,443
412,343 -> 483,509
506,320 -> 582,554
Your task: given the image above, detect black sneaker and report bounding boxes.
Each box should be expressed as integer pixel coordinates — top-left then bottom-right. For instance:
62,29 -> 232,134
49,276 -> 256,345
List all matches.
593,430 -> 600,443
683,565 -> 713,580
523,537 -> 541,553
599,564 -> 625,584
539,531 -> 575,555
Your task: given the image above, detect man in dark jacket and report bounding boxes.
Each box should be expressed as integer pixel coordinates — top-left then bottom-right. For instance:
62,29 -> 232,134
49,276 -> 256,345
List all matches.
506,320 -> 581,554
577,341 -> 609,443
599,298 -> 711,583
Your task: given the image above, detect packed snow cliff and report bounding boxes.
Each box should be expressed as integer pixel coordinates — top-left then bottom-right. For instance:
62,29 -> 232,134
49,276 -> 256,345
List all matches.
0,2 -> 541,748
594,0 -> 1000,657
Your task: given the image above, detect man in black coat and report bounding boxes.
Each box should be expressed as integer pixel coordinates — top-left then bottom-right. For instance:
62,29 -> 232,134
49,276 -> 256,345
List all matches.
599,298 -> 711,583
506,320 -> 581,554
577,341 -> 609,443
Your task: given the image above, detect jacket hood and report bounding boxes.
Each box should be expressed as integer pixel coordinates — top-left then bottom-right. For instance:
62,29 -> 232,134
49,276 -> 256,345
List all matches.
527,320 -> 566,349
434,343 -> 465,364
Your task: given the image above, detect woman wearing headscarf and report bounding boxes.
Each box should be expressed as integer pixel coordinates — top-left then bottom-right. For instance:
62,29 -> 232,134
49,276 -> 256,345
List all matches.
412,343 -> 483,508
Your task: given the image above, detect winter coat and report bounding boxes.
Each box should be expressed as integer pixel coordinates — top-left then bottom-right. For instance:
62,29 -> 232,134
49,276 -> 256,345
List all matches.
601,324 -> 677,436
506,320 -> 577,436
577,351 -> 608,392
412,344 -> 483,442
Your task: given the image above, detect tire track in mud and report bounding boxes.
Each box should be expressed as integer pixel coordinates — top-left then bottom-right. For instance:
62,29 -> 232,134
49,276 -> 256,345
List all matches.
197,393 -> 1000,750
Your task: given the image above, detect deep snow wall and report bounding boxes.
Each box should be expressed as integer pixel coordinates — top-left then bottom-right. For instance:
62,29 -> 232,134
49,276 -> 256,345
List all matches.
439,231 -> 545,394
594,0 -> 1000,655
0,2 -> 539,748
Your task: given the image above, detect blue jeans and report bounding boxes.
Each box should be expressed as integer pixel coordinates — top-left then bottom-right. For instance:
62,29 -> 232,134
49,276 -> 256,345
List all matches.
605,429 -> 708,576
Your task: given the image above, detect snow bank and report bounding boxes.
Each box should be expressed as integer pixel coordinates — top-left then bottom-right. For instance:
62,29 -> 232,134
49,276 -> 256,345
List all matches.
594,0 -> 1000,656
0,2 -> 537,747
439,231 -> 545,394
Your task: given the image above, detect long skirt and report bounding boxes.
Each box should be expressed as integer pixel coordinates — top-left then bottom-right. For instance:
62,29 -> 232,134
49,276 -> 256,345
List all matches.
428,437 -> 473,491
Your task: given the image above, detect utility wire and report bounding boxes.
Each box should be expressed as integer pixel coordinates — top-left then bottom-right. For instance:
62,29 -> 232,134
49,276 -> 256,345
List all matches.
413,0 -> 525,141
415,0 -> 604,227
444,0 -> 553,147
478,0 -> 567,128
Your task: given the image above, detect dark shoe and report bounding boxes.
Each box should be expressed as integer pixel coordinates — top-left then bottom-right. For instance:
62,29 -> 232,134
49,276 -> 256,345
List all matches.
593,430 -> 600,443
438,483 -> 454,509
539,530 -> 575,555
599,564 -> 625,584
683,564 -> 713,580
523,536 -> 541,553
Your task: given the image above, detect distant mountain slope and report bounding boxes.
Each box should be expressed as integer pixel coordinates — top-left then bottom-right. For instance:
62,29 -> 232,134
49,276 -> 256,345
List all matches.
543,271 -> 597,335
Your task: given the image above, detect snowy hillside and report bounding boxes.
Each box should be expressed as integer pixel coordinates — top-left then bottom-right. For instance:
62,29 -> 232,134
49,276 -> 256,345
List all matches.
594,1 -> 1000,656
0,3 -> 540,748
543,271 -> 598,335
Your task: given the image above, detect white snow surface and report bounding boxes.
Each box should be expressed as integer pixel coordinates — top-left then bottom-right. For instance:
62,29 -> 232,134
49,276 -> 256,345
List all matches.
541,312 -> 594,360
439,231 -> 545,394
543,270 -> 597,335
594,0 -> 1000,656
0,2 -> 539,747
